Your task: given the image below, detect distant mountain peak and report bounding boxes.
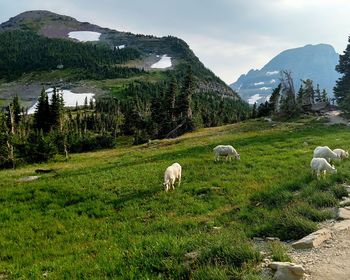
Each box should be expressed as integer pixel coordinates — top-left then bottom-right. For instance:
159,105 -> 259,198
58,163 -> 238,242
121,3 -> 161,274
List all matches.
231,44 -> 340,104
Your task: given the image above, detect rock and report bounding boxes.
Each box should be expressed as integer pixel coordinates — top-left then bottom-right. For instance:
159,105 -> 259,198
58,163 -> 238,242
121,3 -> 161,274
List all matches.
266,237 -> 280,242
253,237 -> 264,242
338,207 -> 350,220
17,176 -> 40,182
332,220 -> 350,231
292,229 -> 331,249
340,198 -> 350,207
269,262 -> 305,280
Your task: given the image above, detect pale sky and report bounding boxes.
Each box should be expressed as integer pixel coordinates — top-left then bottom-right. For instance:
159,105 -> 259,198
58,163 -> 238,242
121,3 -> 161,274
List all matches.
0,0 -> 349,84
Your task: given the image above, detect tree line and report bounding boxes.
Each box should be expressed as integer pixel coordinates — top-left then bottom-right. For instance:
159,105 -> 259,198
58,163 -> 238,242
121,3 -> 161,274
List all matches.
0,30 -> 142,80
0,67 -> 250,168
252,71 -> 330,119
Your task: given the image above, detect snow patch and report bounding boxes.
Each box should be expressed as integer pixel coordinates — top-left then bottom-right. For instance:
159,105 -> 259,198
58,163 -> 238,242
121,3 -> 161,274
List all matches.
260,87 -> 272,91
115,45 -> 125,50
270,79 -> 276,84
28,88 -> 95,114
266,71 -> 279,76
151,55 -> 172,69
265,95 -> 271,102
248,94 -> 263,105
254,82 -> 265,86
68,31 -> 101,42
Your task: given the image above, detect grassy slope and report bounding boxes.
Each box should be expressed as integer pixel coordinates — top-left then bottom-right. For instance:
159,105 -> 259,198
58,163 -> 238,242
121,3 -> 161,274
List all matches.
0,119 -> 350,279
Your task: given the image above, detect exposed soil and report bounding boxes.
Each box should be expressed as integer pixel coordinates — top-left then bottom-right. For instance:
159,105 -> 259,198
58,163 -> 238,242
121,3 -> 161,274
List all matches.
290,222 -> 350,280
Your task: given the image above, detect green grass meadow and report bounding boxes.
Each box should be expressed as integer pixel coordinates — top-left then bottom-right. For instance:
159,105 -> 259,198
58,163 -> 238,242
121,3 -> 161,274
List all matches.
0,119 -> 350,279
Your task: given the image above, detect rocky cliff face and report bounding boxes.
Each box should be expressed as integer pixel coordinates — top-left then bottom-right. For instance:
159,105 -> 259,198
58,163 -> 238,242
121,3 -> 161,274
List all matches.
231,44 -> 340,104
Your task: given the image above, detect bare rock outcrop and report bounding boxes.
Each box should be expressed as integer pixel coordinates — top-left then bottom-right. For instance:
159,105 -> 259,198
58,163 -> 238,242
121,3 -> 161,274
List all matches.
268,262 -> 305,280
292,229 -> 331,249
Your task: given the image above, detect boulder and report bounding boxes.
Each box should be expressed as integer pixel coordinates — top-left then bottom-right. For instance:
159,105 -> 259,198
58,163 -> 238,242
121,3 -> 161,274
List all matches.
269,262 -> 305,280
17,176 -> 40,182
338,207 -> 350,220
339,198 -> 350,207
292,228 -> 331,249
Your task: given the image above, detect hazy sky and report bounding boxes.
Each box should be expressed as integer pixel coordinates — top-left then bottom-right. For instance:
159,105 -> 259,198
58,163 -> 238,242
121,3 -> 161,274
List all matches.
0,0 -> 349,84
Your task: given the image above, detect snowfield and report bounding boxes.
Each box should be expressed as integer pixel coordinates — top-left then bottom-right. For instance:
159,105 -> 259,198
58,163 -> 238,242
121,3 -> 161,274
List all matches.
254,82 -> 265,86
28,88 -> 95,114
248,94 -> 263,105
68,31 -> 101,42
151,55 -> 172,69
266,71 -> 279,76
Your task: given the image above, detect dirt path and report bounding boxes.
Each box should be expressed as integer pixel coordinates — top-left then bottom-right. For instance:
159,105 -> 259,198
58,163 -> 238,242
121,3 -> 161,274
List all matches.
290,224 -> 350,280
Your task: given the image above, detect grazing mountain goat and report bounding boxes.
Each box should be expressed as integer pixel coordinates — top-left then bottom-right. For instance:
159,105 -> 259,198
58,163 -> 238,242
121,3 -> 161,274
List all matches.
163,163 -> 182,192
310,158 -> 337,179
213,145 -> 240,161
333,148 -> 349,160
313,146 -> 339,163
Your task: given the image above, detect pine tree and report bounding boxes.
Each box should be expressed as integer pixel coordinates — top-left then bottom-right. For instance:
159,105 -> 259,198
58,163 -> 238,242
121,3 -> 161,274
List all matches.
301,79 -> 315,106
334,36 -> 350,111
279,71 -> 297,115
178,66 -> 195,132
84,96 -> 88,109
251,102 -> 257,118
162,77 -> 178,134
34,87 -> 50,132
321,89 -> 328,103
315,84 -> 321,103
50,87 -> 64,130
296,85 -> 304,107
269,84 -> 281,113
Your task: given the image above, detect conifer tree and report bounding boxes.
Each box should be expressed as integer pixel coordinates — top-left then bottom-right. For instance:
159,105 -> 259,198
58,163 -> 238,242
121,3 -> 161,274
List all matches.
251,102 -> 257,118
321,89 -> 328,102
315,84 -> 321,103
163,77 -> 178,134
334,36 -> 350,111
178,66 -> 195,132
34,87 -> 50,132
50,87 -> 64,130
269,84 -> 281,113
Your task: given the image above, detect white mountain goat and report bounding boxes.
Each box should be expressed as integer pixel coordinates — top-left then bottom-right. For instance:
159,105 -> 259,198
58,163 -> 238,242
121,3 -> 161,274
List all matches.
310,158 -> 337,179
333,148 -> 349,160
313,146 -> 339,163
213,145 -> 240,162
163,163 -> 182,192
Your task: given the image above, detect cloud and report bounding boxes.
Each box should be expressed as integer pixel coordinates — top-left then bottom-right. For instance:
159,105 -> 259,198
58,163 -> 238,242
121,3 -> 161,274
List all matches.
0,0 -> 349,84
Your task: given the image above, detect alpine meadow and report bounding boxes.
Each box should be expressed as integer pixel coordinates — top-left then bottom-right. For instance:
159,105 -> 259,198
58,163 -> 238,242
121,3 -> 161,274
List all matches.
1,4 -> 350,280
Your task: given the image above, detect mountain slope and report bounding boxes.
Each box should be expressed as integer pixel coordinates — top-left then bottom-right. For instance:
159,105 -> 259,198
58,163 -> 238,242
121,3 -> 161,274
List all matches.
0,10 -> 236,100
230,44 -> 340,104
